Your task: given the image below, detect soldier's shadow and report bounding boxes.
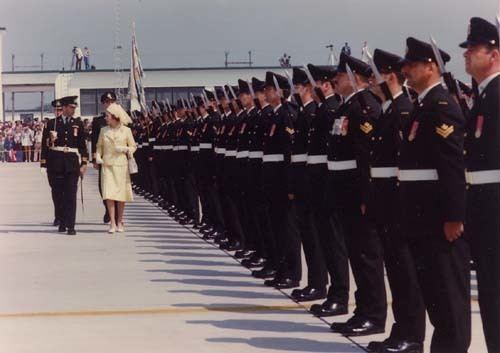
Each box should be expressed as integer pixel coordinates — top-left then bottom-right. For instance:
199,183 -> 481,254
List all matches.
169,289 -> 283,300
206,337 -> 358,352
188,318 -> 327,333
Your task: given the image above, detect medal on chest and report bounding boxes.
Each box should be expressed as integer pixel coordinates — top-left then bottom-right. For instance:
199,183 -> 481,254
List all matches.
408,121 -> 419,142
269,124 -> 276,137
72,125 -> 79,137
239,123 -> 246,134
475,115 -> 484,139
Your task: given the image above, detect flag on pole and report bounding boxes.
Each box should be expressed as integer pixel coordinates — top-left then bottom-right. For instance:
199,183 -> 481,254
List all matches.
361,41 -> 369,63
128,22 -> 146,114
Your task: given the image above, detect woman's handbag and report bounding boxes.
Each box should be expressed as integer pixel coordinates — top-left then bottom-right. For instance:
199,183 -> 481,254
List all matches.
128,156 -> 138,174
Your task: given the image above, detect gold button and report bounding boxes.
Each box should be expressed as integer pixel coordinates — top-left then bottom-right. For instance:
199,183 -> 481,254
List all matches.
464,150 -> 467,155
396,182 -> 400,187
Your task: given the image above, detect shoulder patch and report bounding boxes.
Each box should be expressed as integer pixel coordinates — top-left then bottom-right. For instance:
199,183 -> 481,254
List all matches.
359,122 -> 373,134
438,101 -> 449,105
436,123 -> 454,138
286,127 -> 295,135
400,111 -> 410,115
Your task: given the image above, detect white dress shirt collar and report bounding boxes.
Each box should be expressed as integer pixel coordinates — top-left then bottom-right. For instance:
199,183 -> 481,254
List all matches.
478,72 -> 500,95
417,81 -> 442,103
382,91 -> 404,114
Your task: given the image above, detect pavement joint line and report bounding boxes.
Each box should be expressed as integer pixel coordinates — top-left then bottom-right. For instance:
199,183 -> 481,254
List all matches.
0,305 -> 304,319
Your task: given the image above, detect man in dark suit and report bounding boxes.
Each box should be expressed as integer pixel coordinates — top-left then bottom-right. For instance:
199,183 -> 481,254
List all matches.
461,17 -> 500,353
91,91 -> 116,223
41,96 -> 88,235
398,37 -> 470,353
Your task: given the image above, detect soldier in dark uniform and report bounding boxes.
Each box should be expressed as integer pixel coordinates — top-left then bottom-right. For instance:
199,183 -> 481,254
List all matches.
305,64 -> 350,316
327,53 -> 387,336
366,49 -> 425,353
40,96 -> 88,235
42,98 -> 64,227
288,67 -> 328,302
460,17 -> 500,353
398,37 -> 470,353
254,72 -> 301,289
91,91 -> 116,224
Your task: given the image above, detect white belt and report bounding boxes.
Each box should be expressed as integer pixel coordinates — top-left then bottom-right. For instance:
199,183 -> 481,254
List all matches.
143,142 -> 149,146
236,151 -> 249,159
327,160 -> 357,171
174,145 -> 188,151
291,154 -> 307,163
466,169 -> 500,185
165,145 -> 173,150
398,169 -> 438,181
138,145 -> 143,149
215,148 -> 226,155
149,138 -> 156,142
199,143 -> 213,149
191,146 -> 200,152
370,167 -> 398,178
153,146 -> 162,150
307,155 -> 327,165
249,151 -> 264,159
50,146 -> 81,164
263,154 -> 285,163
225,150 -> 237,157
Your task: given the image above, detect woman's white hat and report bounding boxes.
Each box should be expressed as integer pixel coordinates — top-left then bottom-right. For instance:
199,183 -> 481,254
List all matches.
106,103 -> 132,125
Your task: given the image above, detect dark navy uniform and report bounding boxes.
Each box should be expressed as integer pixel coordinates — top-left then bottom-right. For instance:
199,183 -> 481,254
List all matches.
398,37 -> 470,353
461,17 -> 500,353
40,96 -> 88,234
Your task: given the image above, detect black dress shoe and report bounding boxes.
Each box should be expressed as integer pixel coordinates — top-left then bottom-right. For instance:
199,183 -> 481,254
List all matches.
103,213 -> 110,224
310,300 -> 348,317
339,318 -> 384,337
67,229 -> 77,236
242,257 -> 267,268
273,277 -> 300,289
291,286 -> 327,302
384,340 -> 423,353
252,267 -> 277,279
368,338 -> 396,353
202,231 -> 217,240
235,249 -> 254,259
223,241 -> 242,252
52,219 -> 60,227
264,277 -> 280,287
58,225 -> 67,233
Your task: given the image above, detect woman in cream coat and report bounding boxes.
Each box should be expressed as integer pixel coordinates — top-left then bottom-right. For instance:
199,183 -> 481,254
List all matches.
96,103 -> 137,233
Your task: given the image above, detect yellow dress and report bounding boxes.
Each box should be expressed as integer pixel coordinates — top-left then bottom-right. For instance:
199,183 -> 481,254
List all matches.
96,125 -> 137,202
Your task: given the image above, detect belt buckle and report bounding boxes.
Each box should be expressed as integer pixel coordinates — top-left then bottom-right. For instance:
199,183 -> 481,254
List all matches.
63,147 -> 69,153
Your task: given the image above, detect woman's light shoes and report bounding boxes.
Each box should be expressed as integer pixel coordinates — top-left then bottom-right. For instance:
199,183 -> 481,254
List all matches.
117,223 -> 125,233
108,226 -> 116,234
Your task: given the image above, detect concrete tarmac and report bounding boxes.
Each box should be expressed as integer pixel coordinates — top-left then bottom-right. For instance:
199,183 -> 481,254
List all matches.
0,163 -> 488,353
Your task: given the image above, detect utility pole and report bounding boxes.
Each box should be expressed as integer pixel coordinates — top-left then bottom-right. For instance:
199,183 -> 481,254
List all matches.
11,53 -> 14,71
113,0 -> 123,104
224,51 -> 229,68
40,52 -> 44,70
0,27 -> 5,122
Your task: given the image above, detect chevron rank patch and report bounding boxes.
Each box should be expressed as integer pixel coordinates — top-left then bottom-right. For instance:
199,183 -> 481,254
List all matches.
286,127 -> 295,135
359,122 -> 373,134
436,123 -> 454,138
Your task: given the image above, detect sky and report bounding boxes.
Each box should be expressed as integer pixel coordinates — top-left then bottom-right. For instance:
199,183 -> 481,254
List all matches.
1,0 -> 498,108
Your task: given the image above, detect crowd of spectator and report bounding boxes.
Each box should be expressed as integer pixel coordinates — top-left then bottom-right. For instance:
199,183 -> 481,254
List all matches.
0,119 -> 92,163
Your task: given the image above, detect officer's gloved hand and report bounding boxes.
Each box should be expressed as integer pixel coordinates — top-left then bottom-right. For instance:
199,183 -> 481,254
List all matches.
40,167 -> 47,175
114,146 -> 129,153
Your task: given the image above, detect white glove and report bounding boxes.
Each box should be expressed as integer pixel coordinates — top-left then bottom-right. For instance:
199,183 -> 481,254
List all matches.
114,146 -> 129,153
40,167 -> 47,175
95,155 -> 104,164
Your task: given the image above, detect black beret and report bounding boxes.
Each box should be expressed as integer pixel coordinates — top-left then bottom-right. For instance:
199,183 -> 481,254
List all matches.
214,86 -> 226,100
100,91 -> 117,103
238,79 -> 251,95
401,37 -> 451,65
176,99 -> 185,110
292,67 -> 310,85
307,64 -> 337,81
194,95 -> 204,107
251,77 -> 266,92
460,17 -> 499,48
59,95 -> 78,107
204,89 -> 215,101
337,53 -> 372,78
373,49 -> 403,73
224,85 -> 239,100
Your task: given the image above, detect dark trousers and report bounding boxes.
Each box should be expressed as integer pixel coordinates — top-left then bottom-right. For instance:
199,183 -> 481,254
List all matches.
52,171 -> 79,230
340,205 -> 387,325
408,233 -> 471,353
378,222 -> 426,343
311,166 -> 349,304
289,198 -> 327,288
222,157 -> 245,243
47,171 -> 63,222
467,185 -> 500,353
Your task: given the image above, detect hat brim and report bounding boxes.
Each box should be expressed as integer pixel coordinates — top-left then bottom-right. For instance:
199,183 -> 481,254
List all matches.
459,39 -> 497,48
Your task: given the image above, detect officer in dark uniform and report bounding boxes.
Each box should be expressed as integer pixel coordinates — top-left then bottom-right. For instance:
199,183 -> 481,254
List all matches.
366,49 -> 425,353
461,17 -> 500,353
288,67 -> 328,302
40,96 -> 88,235
399,37 -> 470,353
91,91 -> 117,224
42,98 -> 64,226
327,53 -> 387,336
305,64 -> 351,317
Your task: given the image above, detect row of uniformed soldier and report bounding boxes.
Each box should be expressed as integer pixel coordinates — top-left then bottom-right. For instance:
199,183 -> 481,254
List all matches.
130,16 -> 499,353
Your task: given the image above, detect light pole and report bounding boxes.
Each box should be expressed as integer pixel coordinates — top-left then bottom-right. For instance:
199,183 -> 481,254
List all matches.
0,27 -> 6,122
